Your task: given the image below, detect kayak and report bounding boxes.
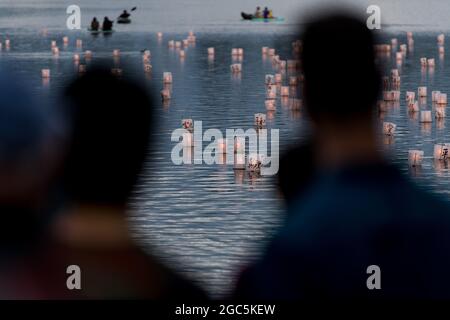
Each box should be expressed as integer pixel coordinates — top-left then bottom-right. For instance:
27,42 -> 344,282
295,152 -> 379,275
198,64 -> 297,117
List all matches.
117,17 -> 131,24
241,12 -> 284,22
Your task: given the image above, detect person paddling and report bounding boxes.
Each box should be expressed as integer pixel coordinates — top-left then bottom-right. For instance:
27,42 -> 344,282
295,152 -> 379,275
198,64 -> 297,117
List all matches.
90,17 -> 99,31
102,16 -> 113,31
119,10 -> 130,19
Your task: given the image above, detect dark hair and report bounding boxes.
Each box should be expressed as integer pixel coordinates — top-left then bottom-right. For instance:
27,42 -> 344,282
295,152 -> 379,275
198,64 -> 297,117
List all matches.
300,13 -> 380,120
63,66 -> 154,205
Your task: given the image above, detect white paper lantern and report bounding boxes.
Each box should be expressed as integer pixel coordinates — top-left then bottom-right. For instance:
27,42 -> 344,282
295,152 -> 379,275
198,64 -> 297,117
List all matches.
51,40 -> 57,48
76,39 -> 82,47
268,48 -> 275,56
406,91 -> 415,102
434,143 -> 450,160
435,106 -> 446,118
62,36 -> 69,44
144,64 -> 152,73
439,46 -> 445,54
208,47 -> 215,55
157,32 -> 163,38
408,100 -> 419,112
85,50 -> 92,59
52,47 -> 59,55
280,86 -> 289,97
383,122 -> 396,136
265,99 -> 276,111
41,69 -> 50,78
437,34 -> 445,45
168,40 -> 175,47
254,113 -> 266,128
391,38 -> 398,47
113,49 -> 120,57
428,59 -> 435,67
237,48 -> 244,56
437,93 -> 447,105
181,119 -> 193,132
262,47 -> 268,54
432,91 -> 441,102
408,150 -> 424,167
231,48 -> 238,56
266,86 -> 277,99
247,153 -> 262,172
182,39 -> 189,47
175,41 -> 181,48
420,110 -> 432,123
5,39 -> 10,47
163,72 -> 173,84
274,73 -> 282,84
179,50 -> 185,58
418,87 -> 427,97
420,57 -> 427,66
73,53 -> 80,61
230,63 -> 242,73
396,52 -> 403,61
265,74 -> 274,85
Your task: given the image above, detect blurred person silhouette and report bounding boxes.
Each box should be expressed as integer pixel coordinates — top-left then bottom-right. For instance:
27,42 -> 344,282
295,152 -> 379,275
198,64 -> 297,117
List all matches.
234,12 -> 450,299
23,67 -> 206,299
0,70 -> 67,298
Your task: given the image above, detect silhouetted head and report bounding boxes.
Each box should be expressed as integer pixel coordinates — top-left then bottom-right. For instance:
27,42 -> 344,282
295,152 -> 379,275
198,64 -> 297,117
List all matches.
123,10 -> 127,13
104,17 -> 108,20
300,13 -> 380,124
257,7 -> 260,10
64,66 -> 154,206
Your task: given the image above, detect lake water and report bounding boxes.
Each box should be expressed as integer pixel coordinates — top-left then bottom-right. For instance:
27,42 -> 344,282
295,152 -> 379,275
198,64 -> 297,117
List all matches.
2,0 -> 450,298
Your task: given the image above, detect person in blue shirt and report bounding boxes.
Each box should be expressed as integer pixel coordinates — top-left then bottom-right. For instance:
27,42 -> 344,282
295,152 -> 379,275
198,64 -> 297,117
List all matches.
234,12 -> 450,300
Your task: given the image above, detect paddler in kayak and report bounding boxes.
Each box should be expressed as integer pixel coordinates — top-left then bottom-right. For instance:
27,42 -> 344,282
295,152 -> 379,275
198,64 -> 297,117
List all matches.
119,10 -> 131,19
90,17 -> 100,31
263,7 -> 269,19
102,16 -> 114,31
254,7 -> 262,19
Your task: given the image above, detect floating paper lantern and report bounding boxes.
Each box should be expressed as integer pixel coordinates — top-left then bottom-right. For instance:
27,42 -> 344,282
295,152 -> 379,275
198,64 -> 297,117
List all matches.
237,48 -> 244,56
63,36 -> 69,44
188,35 -> 196,43
5,39 -> 10,47
406,91 -> 415,102
420,57 -> 427,66
436,106 -> 446,118
420,110 -> 432,123
437,93 -> 447,105
418,86 -> 427,97
383,122 -> 396,136
160,89 -> 171,100
407,32 -> 413,40
175,41 -> 181,48
383,90 -> 400,101
144,64 -> 152,73
247,153 -> 262,172
266,86 -> 276,99
76,39 -> 82,47
391,38 -> 398,47
168,40 -> 174,47
428,58 -> 435,67
274,73 -> 282,84
439,46 -> 445,54
41,69 -> 50,78
254,113 -> 266,128
408,100 -> 419,112
113,49 -> 120,57
230,63 -> 242,73
84,50 -> 92,59
438,34 -> 445,45
52,47 -> 59,55
73,53 -> 80,61
268,48 -> 275,56
163,72 -> 173,84
408,150 -> 424,167
181,119 -> 193,132
280,86 -> 289,97
434,143 -> 450,160
157,32 -> 163,38
234,137 -> 245,154
179,50 -> 185,58
208,47 -> 215,55
51,40 -> 57,48
182,39 -> 188,47
391,69 -> 399,77
182,132 -> 193,147
265,99 -> 276,111
432,90 -> 441,102
400,44 -> 407,53
396,52 -> 403,61
265,74 -> 275,85
231,48 -> 238,56
111,68 -> 122,76
262,47 -> 268,54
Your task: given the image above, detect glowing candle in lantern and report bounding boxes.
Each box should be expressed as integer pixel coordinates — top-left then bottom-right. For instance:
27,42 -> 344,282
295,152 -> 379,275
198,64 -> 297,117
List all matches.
437,34 -> 445,45
428,58 -> 435,67
268,48 -> 275,56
